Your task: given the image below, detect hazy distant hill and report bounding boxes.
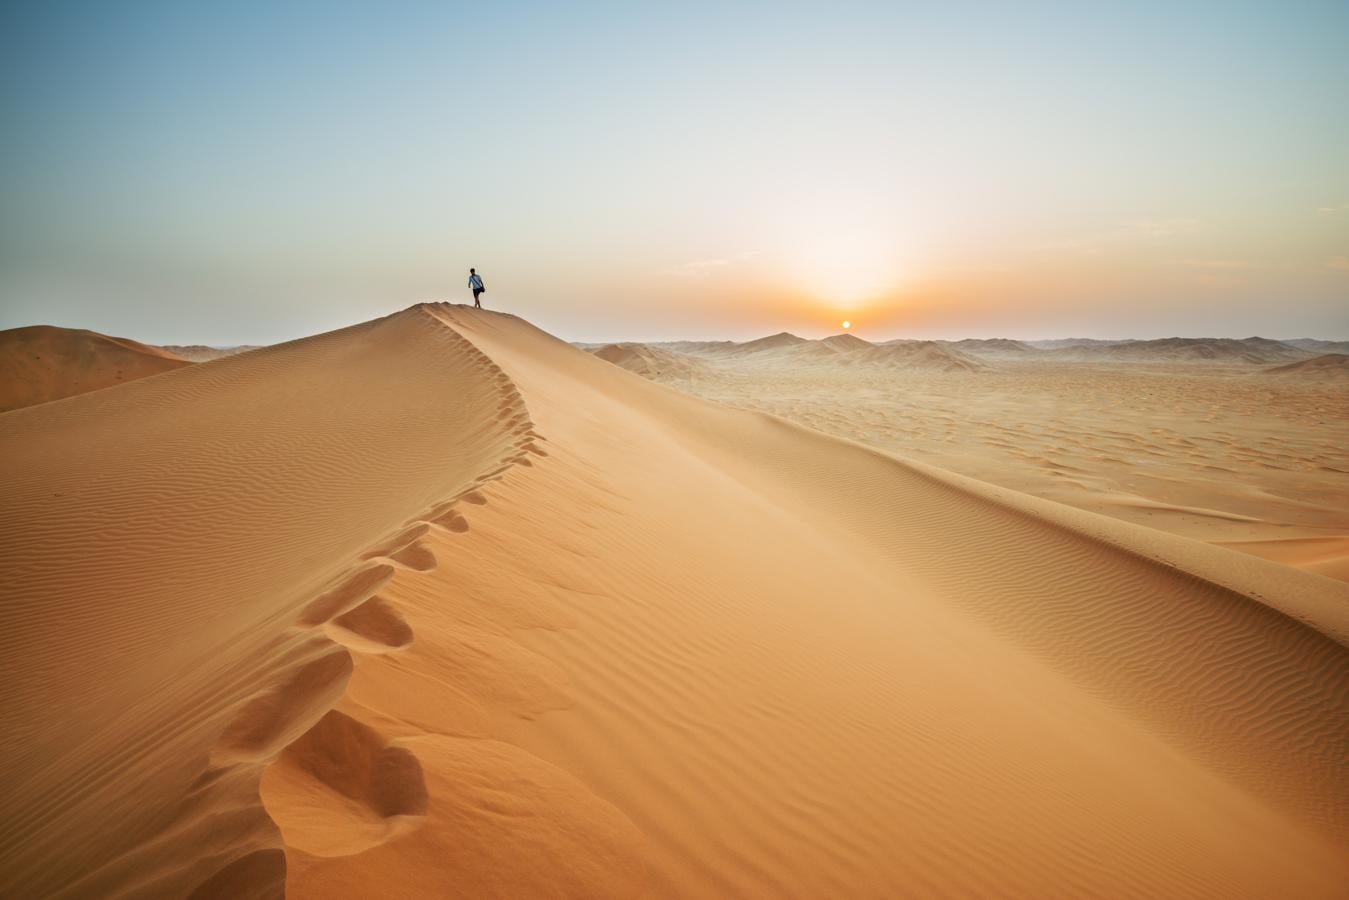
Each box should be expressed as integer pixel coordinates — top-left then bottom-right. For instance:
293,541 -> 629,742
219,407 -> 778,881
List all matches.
947,338 -> 1035,357
731,332 -> 811,355
1,325 -> 192,412
590,342 -> 710,380
1258,353 -> 1349,379
607,333 -> 987,373
1025,338 -> 1123,350
585,333 -> 1323,375
159,344 -> 261,362
1285,338 -> 1349,354
655,340 -> 737,354
856,341 -> 986,372
819,333 -> 873,352
1040,337 -> 1309,364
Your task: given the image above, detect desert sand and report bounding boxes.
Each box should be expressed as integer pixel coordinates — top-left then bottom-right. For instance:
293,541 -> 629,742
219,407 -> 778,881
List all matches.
3,306 -> 1349,898
594,334 -> 1349,584
159,345 -> 262,363
0,325 -> 193,412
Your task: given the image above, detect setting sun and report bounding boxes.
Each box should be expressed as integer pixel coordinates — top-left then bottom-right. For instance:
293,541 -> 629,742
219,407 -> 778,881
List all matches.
842,320 -> 851,329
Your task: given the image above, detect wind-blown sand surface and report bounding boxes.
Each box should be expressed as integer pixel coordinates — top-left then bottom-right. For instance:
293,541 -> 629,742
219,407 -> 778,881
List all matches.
3,306 -> 1349,898
602,336 -> 1349,583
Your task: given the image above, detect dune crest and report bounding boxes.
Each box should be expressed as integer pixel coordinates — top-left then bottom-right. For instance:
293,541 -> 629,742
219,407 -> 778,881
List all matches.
3,305 -> 1348,897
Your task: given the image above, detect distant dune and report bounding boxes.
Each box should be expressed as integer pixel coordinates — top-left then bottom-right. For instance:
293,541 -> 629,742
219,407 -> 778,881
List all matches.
843,336 -> 982,370
1259,353 -> 1349,379
1287,338 -> 1349,354
740,330 -> 808,348
3,305 -> 1347,898
1016,336 -> 1328,364
1026,337 -> 1118,350
160,343 -> 263,362
612,332 -> 1331,371
0,324 -> 191,412
948,337 -> 1035,357
1041,336 -> 1310,364
629,331 -> 988,373
653,339 -> 737,354
818,332 -> 872,351
590,342 -> 710,379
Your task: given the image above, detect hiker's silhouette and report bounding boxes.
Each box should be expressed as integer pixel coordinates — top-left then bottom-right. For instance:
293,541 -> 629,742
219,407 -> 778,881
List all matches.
469,268 -> 485,309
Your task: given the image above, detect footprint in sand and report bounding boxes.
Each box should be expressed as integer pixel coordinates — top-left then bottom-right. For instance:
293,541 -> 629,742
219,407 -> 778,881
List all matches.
261,709 -> 429,858
389,541 -> 437,572
298,563 -> 395,626
327,595 -> 414,653
214,644 -> 353,763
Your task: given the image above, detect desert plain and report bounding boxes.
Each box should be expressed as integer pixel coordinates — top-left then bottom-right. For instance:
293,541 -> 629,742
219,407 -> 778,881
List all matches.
590,332 -> 1349,581
2,308 -> 1348,898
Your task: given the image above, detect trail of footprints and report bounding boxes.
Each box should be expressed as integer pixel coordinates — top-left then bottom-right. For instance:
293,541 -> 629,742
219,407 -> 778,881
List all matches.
202,319 -> 551,887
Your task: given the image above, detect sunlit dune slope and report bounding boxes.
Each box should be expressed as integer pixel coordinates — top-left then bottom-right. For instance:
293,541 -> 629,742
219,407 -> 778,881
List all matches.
3,305 -> 1348,899
0,325 -> 192,412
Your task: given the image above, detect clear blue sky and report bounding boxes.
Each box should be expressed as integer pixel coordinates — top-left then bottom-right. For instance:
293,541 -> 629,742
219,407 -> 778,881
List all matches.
2,1 -> 1346,343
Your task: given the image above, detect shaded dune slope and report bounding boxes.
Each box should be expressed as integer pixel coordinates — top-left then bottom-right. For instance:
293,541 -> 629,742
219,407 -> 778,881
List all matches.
0,325 -> 192,412
3,305 -> 1348,898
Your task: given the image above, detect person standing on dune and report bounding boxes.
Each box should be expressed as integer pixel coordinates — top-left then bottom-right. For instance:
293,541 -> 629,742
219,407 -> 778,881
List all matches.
468,268 -> 486,308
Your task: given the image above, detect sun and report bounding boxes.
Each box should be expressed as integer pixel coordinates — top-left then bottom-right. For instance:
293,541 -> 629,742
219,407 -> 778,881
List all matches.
841,320 -> 851,329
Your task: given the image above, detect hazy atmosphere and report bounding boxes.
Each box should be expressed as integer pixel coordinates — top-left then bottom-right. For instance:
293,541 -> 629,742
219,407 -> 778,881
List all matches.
3,1 -> 1347,344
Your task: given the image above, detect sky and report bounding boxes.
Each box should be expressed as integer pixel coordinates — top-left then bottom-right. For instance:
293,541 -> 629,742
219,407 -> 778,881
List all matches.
1,1 -> 1347,344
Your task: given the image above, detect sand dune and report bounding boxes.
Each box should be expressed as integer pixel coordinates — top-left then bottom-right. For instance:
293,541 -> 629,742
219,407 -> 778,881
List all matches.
3,306 -> 1348,898
590,343 -> 710,381
633,332 -> 987,372
1287,338 -> 1349,354
0,325 -> 192,412
1040,336 -> 1310,364
0,308 -> 536,897
948,337 -> 1035,357
160,344 -> 263,362
818,332 -> 871,351
1260,352 -> 1349,379
857,339 -> 985,371
732,330 -> 808,353
1216,536 -> 1349,582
